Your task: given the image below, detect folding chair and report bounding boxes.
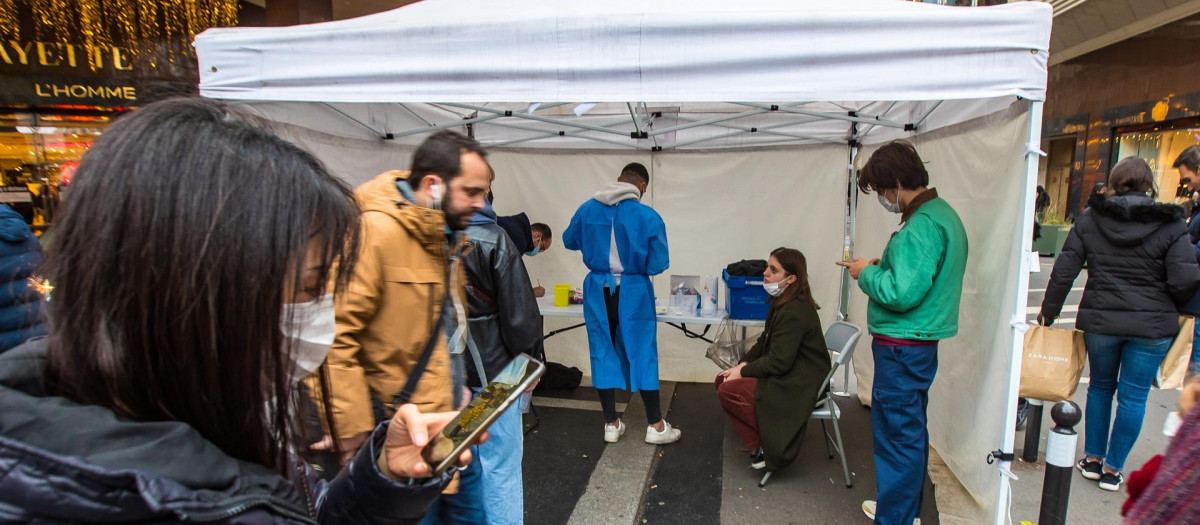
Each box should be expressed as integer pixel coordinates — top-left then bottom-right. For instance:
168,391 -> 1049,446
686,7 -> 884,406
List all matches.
760,321 -> 862,488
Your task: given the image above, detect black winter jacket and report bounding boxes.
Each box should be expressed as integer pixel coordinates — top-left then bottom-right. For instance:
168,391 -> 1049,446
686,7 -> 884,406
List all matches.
1188,206 -> 1200,264
463,206 -> 545,387
1042,195 -> 1200,339
0,340 -> 452,524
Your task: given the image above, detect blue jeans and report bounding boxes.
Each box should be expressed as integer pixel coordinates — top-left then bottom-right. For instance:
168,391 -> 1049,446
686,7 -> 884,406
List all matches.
419,445 -> 488,525
1083,333 -> 1172,472
870,342 -> 938,525
475,389 -> 527,525
1191,319 -> 1200,377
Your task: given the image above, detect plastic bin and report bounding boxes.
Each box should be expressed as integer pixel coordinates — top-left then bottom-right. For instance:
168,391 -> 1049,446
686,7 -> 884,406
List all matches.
723,269 -> 770,320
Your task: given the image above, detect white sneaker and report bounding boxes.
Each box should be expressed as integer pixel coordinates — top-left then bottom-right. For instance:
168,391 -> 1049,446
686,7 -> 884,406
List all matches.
645,420 -> 682,444
862,501 -> 920,525
604,419 -> 625,443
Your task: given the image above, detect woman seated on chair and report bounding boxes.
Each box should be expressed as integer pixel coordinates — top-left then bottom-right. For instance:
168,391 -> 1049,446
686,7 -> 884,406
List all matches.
715,247 -> 831,472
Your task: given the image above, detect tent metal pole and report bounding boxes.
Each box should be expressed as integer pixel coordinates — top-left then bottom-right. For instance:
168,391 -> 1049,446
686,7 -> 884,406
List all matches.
396,103 -> 435,126
839,143 -> 859,322
441,103 -> 633,137
627,103 -> 643,135
994,100 -> 1044,525
320,103 -> 386,138
481,117 -> 644,149
646,108 -> 771,136
735,102 -> 907,129
915,100 -> 945,129
669,115 -> 848,145
387,113 -> 504,139
667,129 -> 748,149
527,102 -> 572,113
857,101 -> 900,141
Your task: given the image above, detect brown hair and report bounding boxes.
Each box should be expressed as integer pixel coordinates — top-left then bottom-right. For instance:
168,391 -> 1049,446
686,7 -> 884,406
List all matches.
770,247 -> 819,310
1107,157 -> 1156,198
856,140 -> 929,194
1174,145 -> 1200,173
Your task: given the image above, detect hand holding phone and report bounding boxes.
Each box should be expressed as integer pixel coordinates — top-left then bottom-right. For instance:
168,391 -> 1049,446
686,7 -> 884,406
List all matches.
421,354 -> 545,476
381,404 -> 485,479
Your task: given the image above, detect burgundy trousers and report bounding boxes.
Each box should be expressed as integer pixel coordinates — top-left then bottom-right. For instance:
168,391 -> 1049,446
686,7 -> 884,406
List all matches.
715,374 -> 760,450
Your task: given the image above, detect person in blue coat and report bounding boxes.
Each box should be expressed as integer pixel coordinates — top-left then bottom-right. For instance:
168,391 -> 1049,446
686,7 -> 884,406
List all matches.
0,203 -> 46,353
563,162 -> 681,445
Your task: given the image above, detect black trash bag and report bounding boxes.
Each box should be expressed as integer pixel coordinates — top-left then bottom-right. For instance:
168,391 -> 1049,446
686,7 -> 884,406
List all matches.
535,361 -> 583,392
725,259 -> 768,277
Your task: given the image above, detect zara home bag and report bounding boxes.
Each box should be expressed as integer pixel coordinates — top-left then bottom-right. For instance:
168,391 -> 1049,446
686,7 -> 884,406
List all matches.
1019,325 -> 1087,402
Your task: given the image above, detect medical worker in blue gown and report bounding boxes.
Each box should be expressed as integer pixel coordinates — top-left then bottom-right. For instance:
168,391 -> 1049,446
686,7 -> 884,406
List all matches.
563,162 -> 682,445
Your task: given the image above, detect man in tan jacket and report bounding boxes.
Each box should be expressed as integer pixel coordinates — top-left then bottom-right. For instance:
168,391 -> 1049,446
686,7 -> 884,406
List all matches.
321,131 -> 490,521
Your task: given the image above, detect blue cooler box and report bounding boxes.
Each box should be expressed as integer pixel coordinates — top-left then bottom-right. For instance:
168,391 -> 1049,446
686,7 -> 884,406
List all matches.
723,269 -> 770,320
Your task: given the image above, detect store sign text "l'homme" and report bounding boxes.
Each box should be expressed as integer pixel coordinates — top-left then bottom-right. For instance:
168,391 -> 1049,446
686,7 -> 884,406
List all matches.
1,40 -> 138,101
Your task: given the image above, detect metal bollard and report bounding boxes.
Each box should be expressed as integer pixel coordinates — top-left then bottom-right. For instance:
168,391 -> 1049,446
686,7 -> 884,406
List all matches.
1037,401 -> 1082,525
1021,399 -> 1045,462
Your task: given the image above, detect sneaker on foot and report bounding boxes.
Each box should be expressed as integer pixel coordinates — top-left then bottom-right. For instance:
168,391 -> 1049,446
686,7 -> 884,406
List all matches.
603,419 -> 625,443
645,420 -> 681,444
862,501 -> 921,525
1099,471 -> 1124,492
1076,458 -> 1102,481
750,447 -> 766,470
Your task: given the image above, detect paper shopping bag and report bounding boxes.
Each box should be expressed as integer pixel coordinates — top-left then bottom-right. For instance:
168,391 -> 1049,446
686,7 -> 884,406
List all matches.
1019,325 -> 1087,402
1156,316 -> 1194,390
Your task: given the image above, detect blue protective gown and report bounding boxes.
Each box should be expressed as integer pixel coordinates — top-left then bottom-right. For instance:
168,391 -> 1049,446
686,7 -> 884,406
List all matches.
562,184 -> 669,391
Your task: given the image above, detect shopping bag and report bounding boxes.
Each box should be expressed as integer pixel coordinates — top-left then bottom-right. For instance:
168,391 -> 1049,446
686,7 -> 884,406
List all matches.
1019,325 -> 1087,402
1156,316 -> 1193,390
705,319 -> 762,370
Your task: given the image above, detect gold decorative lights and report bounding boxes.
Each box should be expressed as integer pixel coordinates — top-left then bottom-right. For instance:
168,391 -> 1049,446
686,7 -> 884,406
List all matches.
1,0 -> 238,69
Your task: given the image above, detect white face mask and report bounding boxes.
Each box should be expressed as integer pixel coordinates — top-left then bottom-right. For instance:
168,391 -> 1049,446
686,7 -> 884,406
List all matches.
878,190 -> 903,214
763,277 -> 792,297
281,294 -> 336,383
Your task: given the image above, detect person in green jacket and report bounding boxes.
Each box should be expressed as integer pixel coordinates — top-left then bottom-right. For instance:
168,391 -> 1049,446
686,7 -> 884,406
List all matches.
837,140 -> 968,525
715,247 -> 830,473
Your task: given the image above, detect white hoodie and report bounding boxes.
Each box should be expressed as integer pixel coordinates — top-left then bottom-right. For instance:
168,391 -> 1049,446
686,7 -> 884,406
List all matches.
592,182 -> 642,285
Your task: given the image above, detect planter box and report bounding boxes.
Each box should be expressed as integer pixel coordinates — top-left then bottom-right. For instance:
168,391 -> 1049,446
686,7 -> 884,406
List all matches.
1034,225 -> 1072,257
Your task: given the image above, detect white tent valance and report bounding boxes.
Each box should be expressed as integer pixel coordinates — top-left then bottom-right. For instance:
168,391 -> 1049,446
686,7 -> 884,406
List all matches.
196,0 -> 1049,105
196,0 -> 1050,150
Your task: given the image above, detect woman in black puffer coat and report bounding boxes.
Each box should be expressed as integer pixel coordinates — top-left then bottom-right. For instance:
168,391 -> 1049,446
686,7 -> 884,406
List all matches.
1040,157 -> 1200,494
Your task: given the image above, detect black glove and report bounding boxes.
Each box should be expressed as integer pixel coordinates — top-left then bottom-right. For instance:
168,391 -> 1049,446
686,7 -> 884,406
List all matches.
1037,313 -> 1054,327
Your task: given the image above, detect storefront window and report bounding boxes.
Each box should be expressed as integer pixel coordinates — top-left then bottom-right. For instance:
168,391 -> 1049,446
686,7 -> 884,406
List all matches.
1115,121 -> 1200,205
0,109 -> 111,229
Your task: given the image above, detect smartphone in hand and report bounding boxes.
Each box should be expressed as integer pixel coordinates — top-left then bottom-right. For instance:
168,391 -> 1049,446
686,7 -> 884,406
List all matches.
421,354 -> 545,476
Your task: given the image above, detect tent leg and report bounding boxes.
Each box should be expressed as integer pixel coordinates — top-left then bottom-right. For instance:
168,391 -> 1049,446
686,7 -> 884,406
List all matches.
993,100 -> 1045,525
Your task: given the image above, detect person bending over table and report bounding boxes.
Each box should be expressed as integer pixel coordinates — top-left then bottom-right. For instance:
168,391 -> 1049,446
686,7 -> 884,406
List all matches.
715,247 -> 830,472
563,162 -> 680,445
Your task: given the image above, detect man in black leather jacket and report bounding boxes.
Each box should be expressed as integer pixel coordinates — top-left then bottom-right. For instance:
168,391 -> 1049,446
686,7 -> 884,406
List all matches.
462,198 -> 544,525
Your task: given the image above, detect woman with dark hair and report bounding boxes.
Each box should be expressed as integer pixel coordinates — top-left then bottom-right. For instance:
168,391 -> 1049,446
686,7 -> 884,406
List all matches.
0,98 -> 478,524
715,247 -> 829,474
1041,157 -> 1200,493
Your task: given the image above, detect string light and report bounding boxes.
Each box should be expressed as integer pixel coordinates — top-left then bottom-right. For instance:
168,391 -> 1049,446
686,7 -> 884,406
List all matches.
0,0 -> 238,70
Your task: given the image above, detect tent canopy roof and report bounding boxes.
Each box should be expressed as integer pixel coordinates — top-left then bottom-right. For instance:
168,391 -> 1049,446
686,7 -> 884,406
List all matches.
195,0 -> 1051,149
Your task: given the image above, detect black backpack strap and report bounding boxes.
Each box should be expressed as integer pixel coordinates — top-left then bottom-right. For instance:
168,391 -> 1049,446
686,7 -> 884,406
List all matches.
394,293 -> 450,406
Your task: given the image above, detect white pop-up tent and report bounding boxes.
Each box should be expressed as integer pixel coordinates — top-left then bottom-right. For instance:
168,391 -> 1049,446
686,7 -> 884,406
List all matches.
196,0 -> 1052,521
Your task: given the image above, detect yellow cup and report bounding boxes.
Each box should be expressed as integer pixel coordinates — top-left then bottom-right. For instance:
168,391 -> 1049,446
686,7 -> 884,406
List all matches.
553,284 -> 572,307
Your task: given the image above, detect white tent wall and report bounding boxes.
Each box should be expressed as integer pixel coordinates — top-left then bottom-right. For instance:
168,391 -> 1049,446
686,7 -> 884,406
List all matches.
849,102 -> 1032,522
471,145 -> 847,383
648,146 -> 847,380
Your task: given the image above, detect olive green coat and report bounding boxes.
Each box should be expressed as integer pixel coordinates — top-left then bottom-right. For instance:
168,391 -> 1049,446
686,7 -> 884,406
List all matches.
740,298 -> 830,471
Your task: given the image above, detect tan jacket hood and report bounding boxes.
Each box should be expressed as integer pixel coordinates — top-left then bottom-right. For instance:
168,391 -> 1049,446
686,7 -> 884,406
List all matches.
357,170 -> 451,256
